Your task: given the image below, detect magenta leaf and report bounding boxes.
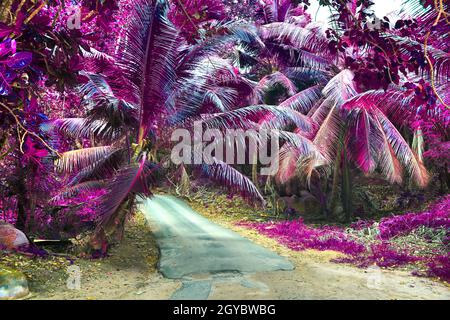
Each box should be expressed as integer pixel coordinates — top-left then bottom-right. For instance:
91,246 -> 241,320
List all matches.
0,75 -> 11,95
6,51 -> 32,69
0,24 -> 14,38
24,137 -> 49,159
0,39 -> 16,57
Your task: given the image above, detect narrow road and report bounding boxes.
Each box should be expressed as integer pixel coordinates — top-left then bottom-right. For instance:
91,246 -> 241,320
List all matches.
139,195 -> 294,279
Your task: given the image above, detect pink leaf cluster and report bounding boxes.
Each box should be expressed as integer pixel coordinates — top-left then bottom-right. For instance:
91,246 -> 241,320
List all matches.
238,196 -> 450,282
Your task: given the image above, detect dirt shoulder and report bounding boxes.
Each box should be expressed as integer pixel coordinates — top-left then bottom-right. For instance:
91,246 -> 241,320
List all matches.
0,213 -> 180,300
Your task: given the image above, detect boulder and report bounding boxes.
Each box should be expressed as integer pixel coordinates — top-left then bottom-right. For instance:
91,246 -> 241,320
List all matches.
0,222 -> 29,250
0,266 -> 29,300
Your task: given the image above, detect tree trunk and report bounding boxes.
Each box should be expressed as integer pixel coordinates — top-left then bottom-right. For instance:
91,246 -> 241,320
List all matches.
341,150 -> 353,222
330,142 -> 342,216
251,152 -> 259,188
25,164 -> 38,232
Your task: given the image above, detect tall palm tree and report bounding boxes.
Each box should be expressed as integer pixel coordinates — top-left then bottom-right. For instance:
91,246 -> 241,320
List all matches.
50,0 -> 266,250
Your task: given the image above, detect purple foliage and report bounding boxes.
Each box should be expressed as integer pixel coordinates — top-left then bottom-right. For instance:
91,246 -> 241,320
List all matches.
334,242 -> 422,268
378,196 -> 450,240
426,254 -> 450,282
237,218 -> 366,255
239,196 -> 450,282
0,199 -> 17,224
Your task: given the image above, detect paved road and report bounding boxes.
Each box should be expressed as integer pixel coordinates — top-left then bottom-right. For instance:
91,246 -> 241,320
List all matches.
139,195 -> 294,280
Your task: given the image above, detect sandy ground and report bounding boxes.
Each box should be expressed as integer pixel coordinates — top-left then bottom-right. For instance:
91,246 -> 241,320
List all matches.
26,214 -> 181,300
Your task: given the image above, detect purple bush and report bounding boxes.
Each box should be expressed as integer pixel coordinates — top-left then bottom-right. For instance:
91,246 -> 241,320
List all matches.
333,242 -> 422,268
378,196 -> 450,240
0,199 -> 17,225
426,254 -> 450,283
238,219 -> 366,256
239,196 -> 450,282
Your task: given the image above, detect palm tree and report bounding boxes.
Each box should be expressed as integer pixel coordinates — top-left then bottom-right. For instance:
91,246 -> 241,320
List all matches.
199,0 -> 444,219
272,1 -> 449,218
50,0 -> 266,251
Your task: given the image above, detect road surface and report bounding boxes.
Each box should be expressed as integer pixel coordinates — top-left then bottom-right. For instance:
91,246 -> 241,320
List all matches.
139,195 -> 294,279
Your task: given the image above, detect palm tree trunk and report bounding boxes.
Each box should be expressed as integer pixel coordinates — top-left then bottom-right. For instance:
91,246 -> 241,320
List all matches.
251,152 -> 259,188
341,150 -> 353,222
330,141 -> 342,216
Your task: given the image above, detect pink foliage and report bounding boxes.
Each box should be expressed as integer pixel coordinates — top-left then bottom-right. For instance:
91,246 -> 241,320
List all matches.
239,196 -> 450,282
0,199 -> 17,225
378,195 -> 450,239
237,218 -> 366,255
334,242 -> 422,268
168,0 -> 227,41
426,254 -> 450,282
52,189 -> 108,223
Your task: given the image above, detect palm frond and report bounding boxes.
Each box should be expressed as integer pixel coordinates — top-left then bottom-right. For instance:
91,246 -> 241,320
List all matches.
322,69 -> 357,106
375,108 -> 430,187
50,181 -> 106,203
51,118 -> 121,141
259,22 -> 329,56
276,145 -> 301,184
345,106 -> 379,173
342,96 -> 404,184
311,99 -> 342,162
270,42 -> 333,69
171,55 -> 251,125
56,146 -> 118,173
201,158 -> 265,204
279,84 -> 323,114
385,34 -> 450,83
97,155 -> 148,227
284,67 -> 332,84
68,148 -> 127,186
277,130 -> 329,182
115,0 -> 180,143
202,104 -> 314,132
203,87 -> 238,112
80,46 -> 115,62
222,21 -> 265,46
79,71 -> 115,99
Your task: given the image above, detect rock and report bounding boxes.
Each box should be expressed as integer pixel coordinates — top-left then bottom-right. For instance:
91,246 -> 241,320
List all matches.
0,266 -> 29,300
0,222 -> 29,250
